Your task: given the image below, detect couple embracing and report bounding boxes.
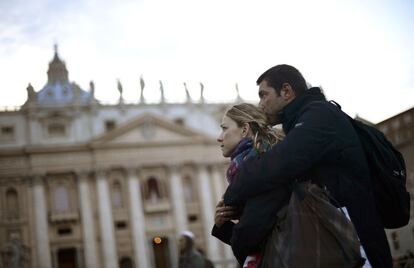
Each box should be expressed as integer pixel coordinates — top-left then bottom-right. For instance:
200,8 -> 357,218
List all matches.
211,65 -> 392,268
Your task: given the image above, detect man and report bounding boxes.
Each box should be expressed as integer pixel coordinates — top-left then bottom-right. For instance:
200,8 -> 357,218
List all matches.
223,64 -> 392,268
178,231 -> 205,268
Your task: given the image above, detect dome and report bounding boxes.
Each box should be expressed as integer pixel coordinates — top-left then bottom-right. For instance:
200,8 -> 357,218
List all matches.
35,45 -> 93,106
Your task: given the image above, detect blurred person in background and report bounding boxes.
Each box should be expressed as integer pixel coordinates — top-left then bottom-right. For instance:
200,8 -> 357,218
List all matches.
178,230 -> 205,268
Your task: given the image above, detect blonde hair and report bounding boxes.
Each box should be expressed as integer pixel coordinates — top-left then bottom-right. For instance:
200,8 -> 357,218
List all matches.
225,103 -> 284,152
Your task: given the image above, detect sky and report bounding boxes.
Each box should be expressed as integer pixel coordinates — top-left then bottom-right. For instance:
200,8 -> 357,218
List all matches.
0,0 -> 413,123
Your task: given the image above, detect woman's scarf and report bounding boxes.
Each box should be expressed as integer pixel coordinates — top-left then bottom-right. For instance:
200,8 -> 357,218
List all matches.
226,138 -> 263,268
226,138 -> 258,184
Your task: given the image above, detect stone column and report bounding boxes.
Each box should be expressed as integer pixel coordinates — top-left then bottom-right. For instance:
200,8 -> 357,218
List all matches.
32,175 -> 52,268
211,165 -> 226,205
127,168 -> 151,268
169,234 -> 179,268
197,165 -> 220,260
96,170 -> 118,268
78,172 -> 99,268
169,166 -> 188,234
211,166 -> 234,267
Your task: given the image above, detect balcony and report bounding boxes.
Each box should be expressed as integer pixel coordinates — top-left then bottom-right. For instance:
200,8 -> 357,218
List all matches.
49,211 -> 78,223
144,199 -> 171,213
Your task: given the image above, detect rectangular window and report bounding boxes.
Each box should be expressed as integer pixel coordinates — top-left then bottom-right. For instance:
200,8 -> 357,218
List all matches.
105,120 -> 116,132
174,118 -> 184,125
403,114 -> 412,124
1,126 -> 15,140
115,221 -> 127,230
48,123 -> 66,137
188,214 -> 198,223
54,185 -> 70,213
392,119 -> 400,130
57,227 -> 72,236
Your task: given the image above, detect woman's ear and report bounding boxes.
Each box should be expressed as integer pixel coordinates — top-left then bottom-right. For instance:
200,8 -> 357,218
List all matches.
242,122 -> 251,138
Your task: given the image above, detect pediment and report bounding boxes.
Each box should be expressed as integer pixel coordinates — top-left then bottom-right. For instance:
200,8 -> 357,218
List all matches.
91,113 -> 213,147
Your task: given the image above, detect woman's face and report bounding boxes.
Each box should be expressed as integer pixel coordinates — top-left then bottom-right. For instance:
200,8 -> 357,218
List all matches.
217,115 -> 244,157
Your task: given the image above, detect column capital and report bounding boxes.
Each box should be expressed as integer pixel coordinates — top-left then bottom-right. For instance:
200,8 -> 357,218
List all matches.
76,171 -> 91,183
196,163 -> 210,173
31,173 -> 47,186
95,169 -> 107,179
93,165 -> 109,175
74,168 -> 92,176
211,163 -> 227,175
125,167 -> 140,178
210,161 -> 228,169
166,164 -> 182,174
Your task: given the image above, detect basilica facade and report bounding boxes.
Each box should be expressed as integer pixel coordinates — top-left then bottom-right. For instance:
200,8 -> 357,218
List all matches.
0,49 -> 237,268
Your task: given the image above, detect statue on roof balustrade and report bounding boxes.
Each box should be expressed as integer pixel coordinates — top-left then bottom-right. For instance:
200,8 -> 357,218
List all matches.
140,75 -> 145,103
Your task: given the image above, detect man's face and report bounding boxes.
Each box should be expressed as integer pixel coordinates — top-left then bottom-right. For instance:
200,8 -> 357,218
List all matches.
258,80 -> 286,125
179,236 -> 187,251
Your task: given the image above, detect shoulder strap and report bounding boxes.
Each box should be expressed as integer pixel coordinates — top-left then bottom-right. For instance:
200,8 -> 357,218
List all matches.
328,100 -> 341,109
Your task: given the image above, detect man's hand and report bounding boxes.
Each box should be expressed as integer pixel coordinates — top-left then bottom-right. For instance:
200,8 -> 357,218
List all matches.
214,199 -> 239,227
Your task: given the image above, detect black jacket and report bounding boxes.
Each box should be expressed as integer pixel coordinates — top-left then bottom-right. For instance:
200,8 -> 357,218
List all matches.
212,186 -> 290,265
223,88 -> 392,268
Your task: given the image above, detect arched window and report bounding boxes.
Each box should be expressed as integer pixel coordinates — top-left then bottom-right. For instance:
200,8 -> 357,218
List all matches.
146,177 -> 161,203
183,175 -> 194,202
54,185 -> 69,213
6,188 -> 19,219
112,181 -> 123,208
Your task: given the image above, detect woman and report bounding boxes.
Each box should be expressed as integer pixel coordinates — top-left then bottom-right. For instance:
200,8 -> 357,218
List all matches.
211,103 -> 288,267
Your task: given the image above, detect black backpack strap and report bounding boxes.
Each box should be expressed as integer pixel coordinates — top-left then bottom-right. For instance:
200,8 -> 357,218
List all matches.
328,100 -> 341,109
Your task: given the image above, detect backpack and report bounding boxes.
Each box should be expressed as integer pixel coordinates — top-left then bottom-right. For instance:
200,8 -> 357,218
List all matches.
330,101 -> 410,229
261,182 -> 365,268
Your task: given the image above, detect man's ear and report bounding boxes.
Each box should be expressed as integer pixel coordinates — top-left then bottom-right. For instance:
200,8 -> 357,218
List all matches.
280,83 -> 296,100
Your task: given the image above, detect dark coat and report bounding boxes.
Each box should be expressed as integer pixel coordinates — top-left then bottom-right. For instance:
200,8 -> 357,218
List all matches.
212,186 -> 290,265
178,249 -> 205,268
222,88 -> 392,268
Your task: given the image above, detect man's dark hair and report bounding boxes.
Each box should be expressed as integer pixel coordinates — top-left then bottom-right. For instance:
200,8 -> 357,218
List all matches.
256,64 -> 307,96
